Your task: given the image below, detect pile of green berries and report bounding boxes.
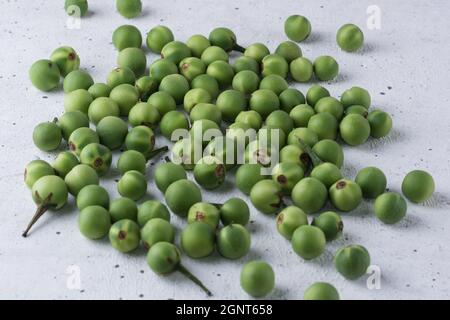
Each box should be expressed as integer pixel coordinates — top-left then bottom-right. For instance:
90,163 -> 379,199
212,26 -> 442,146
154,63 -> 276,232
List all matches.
24,4 -> 436,299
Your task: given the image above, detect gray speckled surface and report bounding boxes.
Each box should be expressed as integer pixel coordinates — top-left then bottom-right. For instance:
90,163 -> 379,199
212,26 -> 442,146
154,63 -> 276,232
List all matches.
1,0 -> 449,300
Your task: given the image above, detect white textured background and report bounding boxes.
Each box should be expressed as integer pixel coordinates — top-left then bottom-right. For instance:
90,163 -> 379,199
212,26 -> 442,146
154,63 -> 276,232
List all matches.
1,0 -> 449,300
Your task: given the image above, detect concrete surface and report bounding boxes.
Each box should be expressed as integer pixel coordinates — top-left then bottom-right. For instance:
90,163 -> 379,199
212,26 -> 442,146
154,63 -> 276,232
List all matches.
1,0 -> 450,300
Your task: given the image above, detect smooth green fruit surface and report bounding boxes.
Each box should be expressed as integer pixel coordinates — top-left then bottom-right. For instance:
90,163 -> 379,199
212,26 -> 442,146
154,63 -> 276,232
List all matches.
401,170 -> 435,203
291,178 -> 327,214
25,160 -> 55,189
355,167 -> 387,198
181,222 -> 215,258
329,179 -> 362,212
109,219 -> 141,253
109,197 -> 138,223
117,170 -> 147,200
165,179 -> 202,217
138,200 -> 170,226
276,206 -> 308,240
33,122 -> 62,151
304,282 -> 340,300
240,261 -> 275,298
291,225 -> 326,260
374,192 -> 407,224
29,59 -> 60,91
141,218 -> 175,250
76,184 -> 110,211
78,205 -> 111,240
64,164 -> 99,196
217,224 -> 251,259
337,24 -> 364,52
284,15 -> 311,42
334,245 -> 370,280
311,211 -> 343,241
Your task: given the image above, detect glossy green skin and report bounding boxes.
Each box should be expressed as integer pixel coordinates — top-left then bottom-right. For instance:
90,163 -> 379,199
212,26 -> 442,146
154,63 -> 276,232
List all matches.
374,192 -> 407,224
165,179 -> 202,217
307,112 -> 338,140
279,145 -> 309,171
125,126 -> 155,157
337,24 -> 364,52
109,197 -> 138,223
329,179 -> 363,212
311,162 -> 343,189
116,0 -> 142,18
58,111 -> 89,140
315,97 -> 344,121
312,211 -> 343,241
341,86 -> 371,109
113,25 -> 142,51
340,114 -> 370,146
187,202 -> 220,229
312,139 -> 344,168
78,206 -> 111,240
117,170 -> 147,200
183,88 -> 211,113
204,137 -> 237,170
148,91 -> 176,115
232,70 -> 260,95
161,41 -> 191,64
181,222 -> 215,258
236,164 -> 267,195
284,15 -> 311,42
292,225 -> 326,260
52,152 -> 79,179
245,139 -> 278,167
249,89 -> 280,119
290,57 -> 313,83
259,75 -> 288,95
63,89 -> 93,114
31,175 -> 68,209
304,282 -> 340,300
106,67 -> 136,88
289,104 -> 315,127
179,57 -> 207,81
135,76 -> 158,101
216,90 -> 247,122
334,245 -> 370,280
29,59 -> 60,91
266,110 -> 294,135
306,85 -> 330,107
88,83 -> 111,99
65,0 -> 88,16
206,61 -> 235,87
63,70 -> 93,93
146,25 -> 174,53
240,261 -> 275,298
146,242 -> 181,274
279,88 -> 305,113
33,122 -> 62,151
191,74 -> 220,99
244,43 -> 270,62
217,224 -> 251,259
171,138 -> 197,170
96,116 -> 128,150
233,56 -> 260,74
272,162 -> 304,194
141,218 -> 175,250
275,41 -> 302,63
109,219 -> 141,253
76,185 -> 109,211
201,46 -> 229,65
287,127 -> 318,148
402,170 -> 435,203
64,164 -> 99,196
235,110 -> 262,130
25,160 -> 54,189
79,143 -> 112,176
276,206 -> 308,240
129,102 -> 160,127
138,200 -> 170,226
117,150 -> 146,175
355,167 -> 387,198
149,59 -> 178,82
291,178 -> 327,214
261,54 -> 289,78
346,105 -> 368,117
50,46 -> 80,77
193,157 -> 226,190
368,110 -> 392,138
190,103 -> 222,124
259,125 -> 286,148
154,162 -> 187,193
187,35 -> 211,58
160,111 -> 189,139
159,74 -> 190,104
109,83 -> 139,116
220,198 -> 250,226
209,27 -> 238,52
117,47 -> 146,76
250,180 -> 283,214
313,56 -> 339,81
88,97 -> 120,124
227,122 -> 253,148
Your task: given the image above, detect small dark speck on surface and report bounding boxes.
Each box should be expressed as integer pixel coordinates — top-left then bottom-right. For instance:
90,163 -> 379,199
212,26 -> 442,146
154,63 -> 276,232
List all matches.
235,7 -> 239,10
114,264 -> 119,268
374,154 -> 378,157
217,273 -> 221,277
380,92 -> 385,95
387,86 -> 392,90
80,290 -> 85,293
428,148 -> 432,151
114,179 -> 119,183
139,294 -> 144,298
140,270 -> 144,274
120,275 -> 124,279
56,231 -> 60,235
160,19 -> 164,22
406,284 -> 410,287
12,122 -> 16,125
250,220 -> 255,224
432,278 -> 436,282
413,249 -> 417,252
320,5 -> 324,8
42,96 -> 48,99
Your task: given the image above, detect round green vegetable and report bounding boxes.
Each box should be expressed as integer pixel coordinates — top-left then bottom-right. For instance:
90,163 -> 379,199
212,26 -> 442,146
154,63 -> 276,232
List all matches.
217,224 -> 251,259
33,121 -> 62,151
209,27 -> 242,52
232,70 -> 260,95
259,74 -> 288,95
290,57 -> 313,82
63,70 -> 93,93
165,179 -> 202,217
235,163 -> 268,195
334,244 -> 370,280
336,24 -> 364,52
308,112 -> 338,140
233,56 -> 260,74
52,152 -> 79,179
183,88 -> 211,113
116,0 -> 141,18
135,76 -> 158,101
374,192 -> 407,224
146,25 -> 174,53
261,54 -> 289,78
304,282 -> 340,300
141,218 -> 175,249
79,143 -> 112,176
401,170 -> 435,203
160,111 -> 190,140
341,86 -> 371,109
109,83 -> 140,116
313,56 -> 339,81
276,206 -> 308,240
291,225 -> 326,260
117,150 -> 146,175
275,41 -> 302,63
250,180 -> 283,214
289,104 -> 315,127
315,97 -> 344,121
64,164 -> 99,196
50,46 -> 80,77
113,25 -> 142,51
124,125 -> 155,158
191,74 -> 220,99
219,198 -> 250,226
201,46 -> 229,65
88,83 -> 112,99
284,15 -> 311,42
193,156 -> 226,190
287,127 -> 318,148
279,88 -> 305,113
186,34 -> 211,58
310,162 -> 343,189
154,161 -> 187,193
306,85 -> 330,107
206,61 -> 235,87
329,179 -> 362,212
187,202 -> 220,230
291,177 -> 327,214
368,110 -> 393,138
240,261 -> 275,298
216,89 -> 247,123
244,43 -> 270,62
29,59 -> 60,91
109,219 -> 140,253
272,162 -> 304,193
181,222 -> 215,258
312,139 -> 344,168
129,102 -> 160,128
249,89 -> 280,119
58,111 -> 89,140
78,205 -> 111,240
148,91 -> 177,115
109,197 -> 138,223
76,185 -> 109,211
339,114 -> 371,146
159,74 -> 190,104
88,97 -> 120,124
138,200 -> 170,226
179,57 -> 207,81
106,67 -> 135,88
117,47 -> 146,76
96,116 -> 128,150
24,160 -> 54,189
64,89 -> 93,114
355,167 -> 387,198
161,41 -> 191,64
117,170 -> 147,200
311,211 -> 343,241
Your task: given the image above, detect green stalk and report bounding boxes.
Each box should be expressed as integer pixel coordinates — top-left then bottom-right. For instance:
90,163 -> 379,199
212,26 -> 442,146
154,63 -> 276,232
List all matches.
233,44 -> 246,53
22,193 -> 53,237
177,264 -> 212,296
296,138 -> 322,167
146,146 -> 169,160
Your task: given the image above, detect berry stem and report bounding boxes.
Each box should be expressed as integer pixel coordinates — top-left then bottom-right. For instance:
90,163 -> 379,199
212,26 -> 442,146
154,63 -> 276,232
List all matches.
296,138 -> 322,167
177,264 -> 212,296
22,193 -> 53,237
234,44 -> 246,53
146,146 -> 169,160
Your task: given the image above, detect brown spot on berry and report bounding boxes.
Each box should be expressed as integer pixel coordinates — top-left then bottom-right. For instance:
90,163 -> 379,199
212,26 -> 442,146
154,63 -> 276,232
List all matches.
195,211 -> 205,221
69,142 -> 76,151
276,213 -> 284,225
68,52 -> 76,60
118,231 -> 127,240
215,164 -> 225,178
300,153 -> 310,166
336,180 -> 346,189
182,63 -> 189,70
94,158 -> 103,168
277,175 -> 287,184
